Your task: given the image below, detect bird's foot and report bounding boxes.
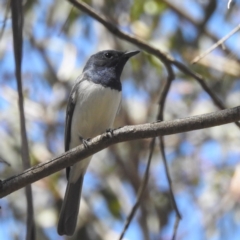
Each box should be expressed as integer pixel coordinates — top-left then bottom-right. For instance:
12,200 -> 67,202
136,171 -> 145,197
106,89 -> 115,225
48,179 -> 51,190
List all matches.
106,128 -> 114,137
79,135 -> 91,148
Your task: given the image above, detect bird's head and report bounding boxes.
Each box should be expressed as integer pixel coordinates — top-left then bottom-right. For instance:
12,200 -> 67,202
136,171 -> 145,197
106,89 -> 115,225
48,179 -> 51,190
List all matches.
83,50 -> 140,80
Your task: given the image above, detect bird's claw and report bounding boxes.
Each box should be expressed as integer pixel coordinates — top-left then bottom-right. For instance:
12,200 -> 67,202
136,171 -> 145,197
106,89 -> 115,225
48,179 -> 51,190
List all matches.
79,135 -> 91,149
106,128 -> 114,137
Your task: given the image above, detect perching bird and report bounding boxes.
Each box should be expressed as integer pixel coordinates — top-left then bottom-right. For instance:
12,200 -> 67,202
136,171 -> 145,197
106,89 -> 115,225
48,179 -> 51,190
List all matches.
57,50 -> 140,236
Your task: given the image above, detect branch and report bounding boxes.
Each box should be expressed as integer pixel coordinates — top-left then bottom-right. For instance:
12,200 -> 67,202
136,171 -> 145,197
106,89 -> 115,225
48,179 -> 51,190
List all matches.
0,156 -> 11,167
0,106 -> 240,198
191,24 -> 240,64
11,1 -> 35,239
172,60 -> 240,129
156,65 -> 181,239
162,0 -> 240,63
118,138 -> 156,240
67,0 -> 171,64
0,0 -> 10,40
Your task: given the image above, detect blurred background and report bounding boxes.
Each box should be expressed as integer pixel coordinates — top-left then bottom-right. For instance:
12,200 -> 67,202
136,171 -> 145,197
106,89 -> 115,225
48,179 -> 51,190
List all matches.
0,0 -> 240,239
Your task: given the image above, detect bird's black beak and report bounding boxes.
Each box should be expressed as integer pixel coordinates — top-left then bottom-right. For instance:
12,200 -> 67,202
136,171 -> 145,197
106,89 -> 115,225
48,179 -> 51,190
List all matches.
123,50 -> 140,58
115,50 -> 140,78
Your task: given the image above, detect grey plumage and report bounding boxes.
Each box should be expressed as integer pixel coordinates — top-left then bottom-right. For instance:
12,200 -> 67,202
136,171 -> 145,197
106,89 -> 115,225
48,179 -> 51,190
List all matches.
58,175 -> 83,236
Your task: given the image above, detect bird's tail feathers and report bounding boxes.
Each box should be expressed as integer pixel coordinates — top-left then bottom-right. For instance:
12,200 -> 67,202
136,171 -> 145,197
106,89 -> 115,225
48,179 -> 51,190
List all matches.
57,175 -> 84,236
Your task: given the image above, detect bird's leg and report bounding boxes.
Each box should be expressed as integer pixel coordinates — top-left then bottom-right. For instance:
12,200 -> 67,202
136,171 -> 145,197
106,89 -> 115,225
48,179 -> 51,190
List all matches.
106,128 -> 114,137
79,135 -> 91,148
105,126 -> 123,138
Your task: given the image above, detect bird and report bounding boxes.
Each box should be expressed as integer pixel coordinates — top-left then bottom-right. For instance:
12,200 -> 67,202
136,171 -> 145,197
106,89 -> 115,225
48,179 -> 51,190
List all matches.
57,49 -> 140,236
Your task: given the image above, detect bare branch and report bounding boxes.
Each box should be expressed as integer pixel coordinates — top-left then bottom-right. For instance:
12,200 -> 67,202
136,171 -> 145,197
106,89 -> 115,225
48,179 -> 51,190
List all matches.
59,6 -> 74,35
0,156 -> 11,167
0,0 -> 10,40
156,64 -> 181,239
162,0 -> 240,63
172,217 -> 181,240
10,1 -> 35,239
0,106 -> 240,198
67,0 -> 171,65
191,24 -> 240,64
172,60 -> 240,129
118,138 -> 156,240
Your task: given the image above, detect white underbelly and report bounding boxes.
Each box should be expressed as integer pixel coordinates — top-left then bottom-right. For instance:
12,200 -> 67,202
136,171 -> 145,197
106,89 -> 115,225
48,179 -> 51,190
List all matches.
70,80 -> 121,149
69,80 -> 121,182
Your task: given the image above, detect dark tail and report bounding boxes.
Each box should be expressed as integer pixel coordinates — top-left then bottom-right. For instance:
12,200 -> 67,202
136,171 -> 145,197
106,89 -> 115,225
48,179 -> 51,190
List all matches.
57,175 -> 83,236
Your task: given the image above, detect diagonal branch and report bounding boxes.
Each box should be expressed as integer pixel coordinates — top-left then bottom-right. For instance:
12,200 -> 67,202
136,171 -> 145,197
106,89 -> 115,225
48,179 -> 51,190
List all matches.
118,138 -> 156,240
0,106 -> 240,198
172,60 -> 240,129
67,0 -> 171,64
191,24 -> 240,64
162,0 -> 240,63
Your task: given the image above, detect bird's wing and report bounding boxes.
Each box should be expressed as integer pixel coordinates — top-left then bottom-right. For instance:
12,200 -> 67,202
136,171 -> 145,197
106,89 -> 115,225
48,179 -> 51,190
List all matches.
65,75 -> 85,179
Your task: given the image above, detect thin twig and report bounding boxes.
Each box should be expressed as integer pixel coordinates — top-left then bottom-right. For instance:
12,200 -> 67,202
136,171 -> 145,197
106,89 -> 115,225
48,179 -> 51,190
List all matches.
156,64 -> 181,239
160,137 -> 181,233
159,69 -> 181,237
0,156 -> 11,167
172,60 -> 240,129
28,35 -> 60,85
157,65 -> 175,120
118,52 -> 177,240
0,0 -> 10,40
59,6 -> 74,35
0,106 -> 240,198
172,217 -> 180,240
161,0 -> 240,63
67,0 -> 170,65
118,138 -> 156,240
191,24 -> 240,64
10,1 -> 35,239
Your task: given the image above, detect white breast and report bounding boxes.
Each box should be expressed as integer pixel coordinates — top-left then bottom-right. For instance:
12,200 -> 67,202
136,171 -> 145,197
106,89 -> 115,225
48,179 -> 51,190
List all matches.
70,80 -> 121,149
69,80 -> 121,182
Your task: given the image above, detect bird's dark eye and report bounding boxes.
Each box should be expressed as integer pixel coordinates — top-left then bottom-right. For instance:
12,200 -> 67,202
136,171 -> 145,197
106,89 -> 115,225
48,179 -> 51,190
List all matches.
104,52 -> 113,58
